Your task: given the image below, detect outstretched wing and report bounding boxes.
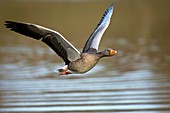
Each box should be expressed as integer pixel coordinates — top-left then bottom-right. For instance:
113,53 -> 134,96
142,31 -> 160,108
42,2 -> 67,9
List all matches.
82,4 -> 114,53
5,21 -> 80,64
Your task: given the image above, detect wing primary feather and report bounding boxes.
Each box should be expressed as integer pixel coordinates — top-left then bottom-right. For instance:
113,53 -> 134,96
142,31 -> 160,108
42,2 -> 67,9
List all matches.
95,4 -> 114,31
5,21 -> 44,40
4,21 -> 80,64
82,4 -> 114,53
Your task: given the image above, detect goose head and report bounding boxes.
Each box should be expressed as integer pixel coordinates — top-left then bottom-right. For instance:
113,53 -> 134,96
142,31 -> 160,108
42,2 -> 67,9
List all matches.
99,48 -> 117,57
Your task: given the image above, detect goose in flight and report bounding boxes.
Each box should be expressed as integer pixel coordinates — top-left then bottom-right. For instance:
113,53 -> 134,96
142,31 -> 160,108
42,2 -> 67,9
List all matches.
4,4 -> 117,75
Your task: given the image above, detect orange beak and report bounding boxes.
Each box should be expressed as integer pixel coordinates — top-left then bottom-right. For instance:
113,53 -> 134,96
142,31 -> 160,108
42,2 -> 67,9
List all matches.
110,50 -> 117,55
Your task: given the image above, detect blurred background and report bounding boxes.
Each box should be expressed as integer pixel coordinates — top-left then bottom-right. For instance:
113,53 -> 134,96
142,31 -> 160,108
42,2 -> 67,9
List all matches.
0,0 -> 170,112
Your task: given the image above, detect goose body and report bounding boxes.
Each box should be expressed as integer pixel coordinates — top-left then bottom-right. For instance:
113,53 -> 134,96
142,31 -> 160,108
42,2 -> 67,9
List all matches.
5,4 -> 117,75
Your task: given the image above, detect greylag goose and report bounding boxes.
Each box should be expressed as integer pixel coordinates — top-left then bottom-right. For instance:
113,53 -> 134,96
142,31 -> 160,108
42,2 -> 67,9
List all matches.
4,4 -> 117,75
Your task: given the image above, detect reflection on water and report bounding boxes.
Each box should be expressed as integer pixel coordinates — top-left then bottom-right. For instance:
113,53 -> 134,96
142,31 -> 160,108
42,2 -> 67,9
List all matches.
1,0 -> 170,112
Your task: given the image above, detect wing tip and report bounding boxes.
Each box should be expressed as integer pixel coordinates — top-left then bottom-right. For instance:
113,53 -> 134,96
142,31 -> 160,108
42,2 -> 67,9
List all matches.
5,20 -> 17,25
110,3 -> 114,8
4,21 -> 16,31
4,21 -> 22,30
108,3 -> 114,14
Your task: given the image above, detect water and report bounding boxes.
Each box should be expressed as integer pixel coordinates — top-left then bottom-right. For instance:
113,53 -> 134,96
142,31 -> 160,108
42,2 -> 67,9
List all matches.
0,0 -> 170,112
